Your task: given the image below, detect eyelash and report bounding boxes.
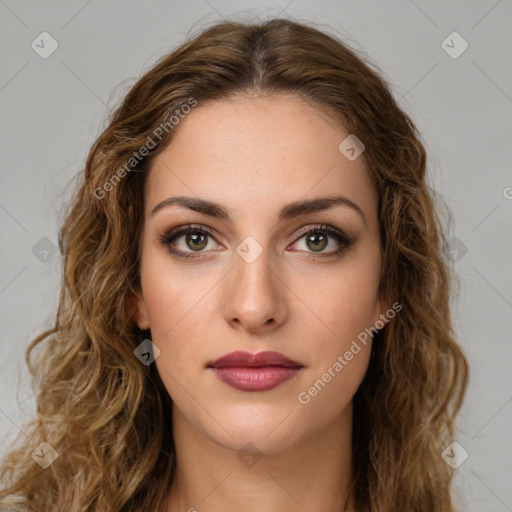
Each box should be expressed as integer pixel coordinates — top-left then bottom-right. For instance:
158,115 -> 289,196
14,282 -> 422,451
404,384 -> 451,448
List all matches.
158,223 -> 355,261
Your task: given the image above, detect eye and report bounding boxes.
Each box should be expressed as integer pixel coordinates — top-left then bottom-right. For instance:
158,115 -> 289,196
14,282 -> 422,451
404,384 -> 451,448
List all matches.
159,223 -> 355,261
289,224 -> 354,258
159,224 -> 222,260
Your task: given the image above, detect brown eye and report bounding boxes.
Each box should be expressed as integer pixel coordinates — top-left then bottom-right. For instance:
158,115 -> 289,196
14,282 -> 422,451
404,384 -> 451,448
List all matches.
290,224 -> 355,259
159,224 -> 221,260
185,232 -> 208,251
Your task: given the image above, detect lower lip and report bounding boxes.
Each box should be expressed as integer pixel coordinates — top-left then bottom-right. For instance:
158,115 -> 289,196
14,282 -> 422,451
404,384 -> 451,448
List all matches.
210,366 -> 302,392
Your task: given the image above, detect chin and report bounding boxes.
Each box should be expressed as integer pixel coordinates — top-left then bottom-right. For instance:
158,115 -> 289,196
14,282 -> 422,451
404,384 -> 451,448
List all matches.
216,428 -> 302,457
203,405 -> 306,455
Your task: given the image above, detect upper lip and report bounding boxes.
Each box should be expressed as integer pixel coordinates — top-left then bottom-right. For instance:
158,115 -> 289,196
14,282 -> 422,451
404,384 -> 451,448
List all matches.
207,350 -> 303,368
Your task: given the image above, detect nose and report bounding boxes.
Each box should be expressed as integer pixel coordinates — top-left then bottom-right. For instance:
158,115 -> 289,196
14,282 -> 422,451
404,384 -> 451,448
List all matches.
222,247 -> 288,334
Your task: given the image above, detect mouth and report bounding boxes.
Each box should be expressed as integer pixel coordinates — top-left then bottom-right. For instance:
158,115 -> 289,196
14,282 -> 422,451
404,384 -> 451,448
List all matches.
206,350 -> 304,392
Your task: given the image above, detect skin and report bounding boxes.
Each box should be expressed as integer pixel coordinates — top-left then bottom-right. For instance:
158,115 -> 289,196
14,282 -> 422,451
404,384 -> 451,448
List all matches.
132,93 -> 387,512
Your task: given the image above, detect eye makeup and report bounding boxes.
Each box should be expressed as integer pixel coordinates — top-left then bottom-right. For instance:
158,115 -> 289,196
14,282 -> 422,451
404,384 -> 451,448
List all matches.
158,222 -> 356,262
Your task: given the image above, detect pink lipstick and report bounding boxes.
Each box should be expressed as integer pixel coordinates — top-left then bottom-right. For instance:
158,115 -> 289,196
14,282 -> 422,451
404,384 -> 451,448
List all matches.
206,350 -> 304,392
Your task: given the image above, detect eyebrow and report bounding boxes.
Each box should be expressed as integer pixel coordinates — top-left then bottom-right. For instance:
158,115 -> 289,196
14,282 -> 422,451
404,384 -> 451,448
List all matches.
150,194 -> 366,225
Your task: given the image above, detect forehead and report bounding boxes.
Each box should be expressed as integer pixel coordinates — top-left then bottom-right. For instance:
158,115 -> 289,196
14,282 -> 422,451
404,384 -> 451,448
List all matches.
145,93 -> 377,222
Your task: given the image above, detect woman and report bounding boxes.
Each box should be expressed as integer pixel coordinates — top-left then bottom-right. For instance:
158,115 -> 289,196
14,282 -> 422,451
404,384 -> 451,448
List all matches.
0,17 -> 469,512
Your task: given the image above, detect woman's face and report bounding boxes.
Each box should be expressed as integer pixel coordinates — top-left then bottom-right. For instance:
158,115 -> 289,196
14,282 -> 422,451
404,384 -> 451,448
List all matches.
133,93 -> 386,454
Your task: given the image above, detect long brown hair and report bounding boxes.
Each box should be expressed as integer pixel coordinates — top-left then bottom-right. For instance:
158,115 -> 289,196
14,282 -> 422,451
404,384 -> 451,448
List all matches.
0,17 -> 468,511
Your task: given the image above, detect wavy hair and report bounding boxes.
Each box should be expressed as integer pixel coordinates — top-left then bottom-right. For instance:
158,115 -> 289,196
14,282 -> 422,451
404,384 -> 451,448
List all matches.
0,17 -> 469,511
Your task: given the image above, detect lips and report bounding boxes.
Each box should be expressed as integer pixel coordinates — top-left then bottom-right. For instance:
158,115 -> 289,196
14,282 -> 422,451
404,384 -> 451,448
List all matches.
207,350 -> 303,368
207,350 -> 304,392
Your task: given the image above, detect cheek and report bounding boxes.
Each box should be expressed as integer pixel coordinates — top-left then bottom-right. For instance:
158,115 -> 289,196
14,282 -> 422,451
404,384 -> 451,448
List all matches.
290,246 -> 380,407
143,272 -> 206,403
293,262 -> 379,413
297,342 -> 371,422
291,245 -> 381,347
139,242 -> 219,337
138,249 -> 228,396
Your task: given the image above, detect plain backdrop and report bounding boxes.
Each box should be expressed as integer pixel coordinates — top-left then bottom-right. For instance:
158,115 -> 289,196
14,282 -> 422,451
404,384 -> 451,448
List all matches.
1,1 -> 511,510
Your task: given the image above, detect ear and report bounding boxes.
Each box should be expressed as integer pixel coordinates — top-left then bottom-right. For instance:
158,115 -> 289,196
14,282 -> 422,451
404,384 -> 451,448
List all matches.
372,291 -> 392,328
128,284 -> 150,331
373,293 -> 399,332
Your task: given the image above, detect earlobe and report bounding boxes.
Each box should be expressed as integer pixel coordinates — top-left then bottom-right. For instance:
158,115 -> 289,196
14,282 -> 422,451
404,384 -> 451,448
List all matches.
374,296 -> 392,330
129,285 -> 150,330
373,294 -> 399,335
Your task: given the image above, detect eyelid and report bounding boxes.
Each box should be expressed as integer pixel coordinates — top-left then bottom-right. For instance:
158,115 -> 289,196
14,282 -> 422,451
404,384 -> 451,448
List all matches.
158,223 -> 223,249
290,223 -> 354,248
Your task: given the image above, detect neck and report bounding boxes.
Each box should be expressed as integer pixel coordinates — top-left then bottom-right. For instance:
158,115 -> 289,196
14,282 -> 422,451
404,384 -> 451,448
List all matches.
166,403 -> 356,512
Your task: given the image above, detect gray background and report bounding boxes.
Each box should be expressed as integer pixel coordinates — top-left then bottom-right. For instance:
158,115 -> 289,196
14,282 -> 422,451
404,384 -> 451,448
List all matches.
1,1 -> 511,510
